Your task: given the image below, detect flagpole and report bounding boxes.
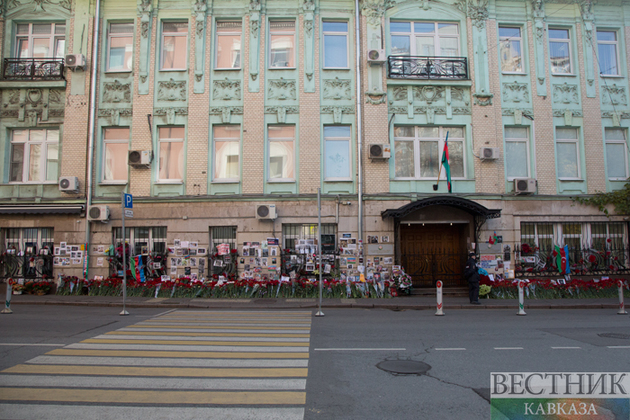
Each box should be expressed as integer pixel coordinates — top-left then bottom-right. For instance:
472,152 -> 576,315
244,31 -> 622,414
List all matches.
433,131 -> 449,191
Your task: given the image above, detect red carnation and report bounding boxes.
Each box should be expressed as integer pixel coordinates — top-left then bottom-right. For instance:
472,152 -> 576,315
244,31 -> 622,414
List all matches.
588,255 -> 597,263
607,238 -> 612,243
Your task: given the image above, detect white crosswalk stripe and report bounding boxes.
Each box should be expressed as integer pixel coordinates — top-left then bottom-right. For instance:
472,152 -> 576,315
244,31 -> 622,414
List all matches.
0,310 -> 311,420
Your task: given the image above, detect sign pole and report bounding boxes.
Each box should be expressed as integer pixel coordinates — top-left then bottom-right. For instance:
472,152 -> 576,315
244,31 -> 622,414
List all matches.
435,280 -> 444,316
517,280 -> 526,316
120,192 -> 129,316
1,280 -> 13,314
617,280 -> 627,315
315,188 -> 324,317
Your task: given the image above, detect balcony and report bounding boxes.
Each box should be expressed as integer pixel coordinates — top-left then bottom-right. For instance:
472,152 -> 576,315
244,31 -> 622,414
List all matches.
2,57 -> 65,81
388,56 -> 468,80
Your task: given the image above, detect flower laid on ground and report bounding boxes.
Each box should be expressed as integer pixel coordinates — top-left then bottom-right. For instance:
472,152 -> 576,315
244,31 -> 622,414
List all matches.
479,284 -> 492,298
25,281 -> 53,295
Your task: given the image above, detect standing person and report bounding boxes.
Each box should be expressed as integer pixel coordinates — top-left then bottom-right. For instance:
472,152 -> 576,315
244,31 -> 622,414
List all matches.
464,252 -> 480,304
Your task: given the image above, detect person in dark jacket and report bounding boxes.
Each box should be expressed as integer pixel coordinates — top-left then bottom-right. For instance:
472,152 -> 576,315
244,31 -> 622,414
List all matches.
463,252 -> 481,304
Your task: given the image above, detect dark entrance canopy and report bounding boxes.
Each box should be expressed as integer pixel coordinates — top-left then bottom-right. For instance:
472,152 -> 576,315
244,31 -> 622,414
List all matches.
381,196 -> 501,220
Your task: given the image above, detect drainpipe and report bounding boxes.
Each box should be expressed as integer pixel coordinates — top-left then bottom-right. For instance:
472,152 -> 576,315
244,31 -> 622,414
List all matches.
84,0 -> 102,280
355,0 -> 364,245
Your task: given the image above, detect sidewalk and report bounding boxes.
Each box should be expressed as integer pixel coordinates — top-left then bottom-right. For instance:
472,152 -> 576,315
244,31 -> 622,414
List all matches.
5,293 -> 624,311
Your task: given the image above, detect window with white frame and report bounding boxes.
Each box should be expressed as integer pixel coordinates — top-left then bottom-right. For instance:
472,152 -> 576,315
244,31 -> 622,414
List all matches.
269,20 -> 295,68
161,21 -> 188,70
215,21 -> 241,69
556,127 -> 580,179
605,128 -> 628,180
158,126 -> 185,181
394,126 -> 464,179
390,21 -> 459,57
213,125 -> 240,181
4,228 -> 54,254
499,26 -> 523,73
268,125 -> 295,180
15,23 -> 65,58
107,22 -> 134,71
522,222 -> 627,250
549,28 -> 572,74
324,125 -> 351,180
102,127 -> 129,182
504,126 -> 530,179
323,21 -> 348,68
597,30 -> 619,76
10,129 -> 59,183
113,227 -> 167,255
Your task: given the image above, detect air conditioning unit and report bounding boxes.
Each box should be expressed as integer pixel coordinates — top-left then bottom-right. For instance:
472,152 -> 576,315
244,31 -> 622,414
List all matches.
256,204 -> 277,220
87,205 -> 110,222
514,178 -> 537,195
480,147 -> 500,160
128,150 -> 152,167
65,54 -> 86,69
59,176 -> 79,193
369,144 -> 391,159
367,49 -> 386,63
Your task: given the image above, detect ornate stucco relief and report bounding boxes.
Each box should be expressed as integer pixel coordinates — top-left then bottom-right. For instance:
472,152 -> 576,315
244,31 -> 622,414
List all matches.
209,106 -> 244,124
323,78 -> 352,100
98,108 -> 133,126
157,79 -> 187,101
102,80 -> 132,103
502,83 -> 530,104
602,85 -> 627,106
265,106 -> 299,123
154,107 -> 188,125
268,79 -> 297,100
1,88 -> 65,121
321,105 -> 355,123
552,83 -> 579,105
213,79 -> 242,101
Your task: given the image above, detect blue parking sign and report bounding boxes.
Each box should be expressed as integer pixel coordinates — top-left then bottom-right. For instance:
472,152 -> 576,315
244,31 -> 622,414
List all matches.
124,193 -> 133,209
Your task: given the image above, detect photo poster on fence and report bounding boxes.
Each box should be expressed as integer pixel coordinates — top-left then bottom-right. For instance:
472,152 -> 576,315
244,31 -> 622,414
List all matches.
479,254 -> 504,274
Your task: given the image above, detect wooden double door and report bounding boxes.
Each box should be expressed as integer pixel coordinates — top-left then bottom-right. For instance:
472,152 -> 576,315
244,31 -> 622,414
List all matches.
400,223 -> 467,288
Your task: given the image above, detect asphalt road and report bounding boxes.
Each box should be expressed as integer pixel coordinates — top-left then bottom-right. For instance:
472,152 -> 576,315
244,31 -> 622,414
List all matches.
0,305 -> 629,419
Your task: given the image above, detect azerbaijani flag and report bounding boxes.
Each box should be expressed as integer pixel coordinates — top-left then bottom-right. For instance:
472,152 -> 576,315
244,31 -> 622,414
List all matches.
555,244 -> 570,275
441,132 -> 452,193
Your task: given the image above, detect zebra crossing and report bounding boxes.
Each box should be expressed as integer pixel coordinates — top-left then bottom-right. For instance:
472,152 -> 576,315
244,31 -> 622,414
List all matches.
0,310 -> 312,420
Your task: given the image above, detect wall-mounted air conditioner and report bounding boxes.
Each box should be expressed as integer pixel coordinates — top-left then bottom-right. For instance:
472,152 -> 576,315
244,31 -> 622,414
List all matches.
369,144 -> 391,159
65,54 -> 86,69
256,204 -> 277,220
59,176 -> 79,193
128,150 -> 152,167
367,49 -> 386,63
514,178 -> 537,195
479,147 -> 500,160
87,205 -> 110,222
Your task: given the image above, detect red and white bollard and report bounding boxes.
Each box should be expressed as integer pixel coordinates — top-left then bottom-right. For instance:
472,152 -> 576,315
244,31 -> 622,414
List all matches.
1,279 -> 13,314
517,280 -> 526,316
617,280 -> 627,315
435,280 -> 444,316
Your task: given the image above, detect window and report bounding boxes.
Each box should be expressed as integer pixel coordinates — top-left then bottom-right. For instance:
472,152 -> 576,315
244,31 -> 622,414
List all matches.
521,222 -> 553,250
521,222 -> 627,250
215,21 -> 241,69
113,227 -> 167,256
323,21 -> 348,68
499,26 -> 523,73
213,125 -> 240,181
210,226 -> 237,253
597,30 -> 619,76
504,127 -> 529,179
107,22 -> 134,71
15,23 -> 65,58
556,127 -> 580,179
102,128 -> 129,182
269,20 -> 295,68
268,125 -> 295,180
158,127 -> 185,181
605,128 -> 628,180
282,223 -> 336,250
10,129 -> 59,183
390,21 -> 459,57
324,126 -> 351,180
161,21 -> 188,70
549,28 -> 572,74
394,126 -> 464,179
4,228 -> 54,254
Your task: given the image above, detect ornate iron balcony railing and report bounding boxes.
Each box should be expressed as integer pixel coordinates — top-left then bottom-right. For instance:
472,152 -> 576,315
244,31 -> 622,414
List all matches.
2,57 -> 65,81
387,55 -> 468,80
